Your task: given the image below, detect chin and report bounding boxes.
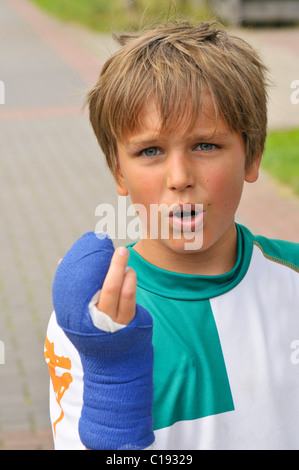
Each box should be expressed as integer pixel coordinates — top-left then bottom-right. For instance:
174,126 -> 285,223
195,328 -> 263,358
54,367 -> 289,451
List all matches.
164,234 -> 204,254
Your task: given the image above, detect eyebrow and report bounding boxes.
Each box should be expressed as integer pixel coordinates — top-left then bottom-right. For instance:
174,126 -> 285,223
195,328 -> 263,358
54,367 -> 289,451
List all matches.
126,131 -> 231,149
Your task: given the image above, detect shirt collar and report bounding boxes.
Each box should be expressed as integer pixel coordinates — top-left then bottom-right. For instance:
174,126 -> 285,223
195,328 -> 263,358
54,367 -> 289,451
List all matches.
127,224 -> 253,300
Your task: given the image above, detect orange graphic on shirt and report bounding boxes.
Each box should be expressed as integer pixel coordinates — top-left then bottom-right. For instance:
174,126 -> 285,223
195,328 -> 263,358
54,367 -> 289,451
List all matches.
44,336 -> 73,436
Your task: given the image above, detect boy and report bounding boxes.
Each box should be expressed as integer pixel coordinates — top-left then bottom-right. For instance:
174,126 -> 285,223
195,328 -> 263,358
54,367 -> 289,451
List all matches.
45,20 -> 299,450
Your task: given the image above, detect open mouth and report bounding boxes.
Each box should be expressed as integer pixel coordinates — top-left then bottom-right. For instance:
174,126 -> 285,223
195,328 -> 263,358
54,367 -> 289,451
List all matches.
173,209 -> 197,220
169,204 -> 204,232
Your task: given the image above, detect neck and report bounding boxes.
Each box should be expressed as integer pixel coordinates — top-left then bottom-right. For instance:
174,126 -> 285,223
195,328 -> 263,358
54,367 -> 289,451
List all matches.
134,223 -> 238,276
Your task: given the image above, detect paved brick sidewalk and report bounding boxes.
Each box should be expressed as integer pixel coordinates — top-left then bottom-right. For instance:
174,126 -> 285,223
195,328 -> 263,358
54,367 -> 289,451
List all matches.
0,0 -> 298,450
0,0 -> 120,450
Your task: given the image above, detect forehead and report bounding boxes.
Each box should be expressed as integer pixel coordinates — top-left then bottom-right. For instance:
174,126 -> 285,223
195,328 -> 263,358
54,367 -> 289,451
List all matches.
123,94 -> 230,144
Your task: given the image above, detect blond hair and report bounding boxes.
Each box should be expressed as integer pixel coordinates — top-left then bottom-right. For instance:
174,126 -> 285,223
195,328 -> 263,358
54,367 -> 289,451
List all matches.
87,20 -> 269,179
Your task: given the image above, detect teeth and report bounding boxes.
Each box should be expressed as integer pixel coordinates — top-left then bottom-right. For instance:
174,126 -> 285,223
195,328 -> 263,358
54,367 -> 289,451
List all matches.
175,210 -> 197,219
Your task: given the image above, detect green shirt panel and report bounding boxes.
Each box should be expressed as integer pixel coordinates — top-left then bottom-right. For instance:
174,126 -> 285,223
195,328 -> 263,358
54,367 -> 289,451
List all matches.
136,291 -> 234,430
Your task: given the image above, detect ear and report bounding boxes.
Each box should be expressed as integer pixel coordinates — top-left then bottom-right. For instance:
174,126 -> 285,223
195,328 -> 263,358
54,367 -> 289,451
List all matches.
245,154 -> 262,183
114,166 -> 129,196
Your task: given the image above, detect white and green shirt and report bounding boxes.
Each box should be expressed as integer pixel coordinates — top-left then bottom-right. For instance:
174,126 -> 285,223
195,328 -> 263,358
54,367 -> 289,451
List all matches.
45,224 -> 299,449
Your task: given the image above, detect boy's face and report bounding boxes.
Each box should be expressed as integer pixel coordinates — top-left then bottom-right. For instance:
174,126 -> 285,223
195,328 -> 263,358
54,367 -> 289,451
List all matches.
115,95 -> 260,270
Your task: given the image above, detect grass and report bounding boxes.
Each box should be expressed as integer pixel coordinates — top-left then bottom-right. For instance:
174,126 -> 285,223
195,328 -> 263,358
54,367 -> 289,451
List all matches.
262,128 -> 299,196
29,0 -> 213,33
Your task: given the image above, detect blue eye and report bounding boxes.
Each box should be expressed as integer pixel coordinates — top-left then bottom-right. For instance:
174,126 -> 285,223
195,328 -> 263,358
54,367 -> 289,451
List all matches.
140,147 -> 161,157
197,143 -> 216,151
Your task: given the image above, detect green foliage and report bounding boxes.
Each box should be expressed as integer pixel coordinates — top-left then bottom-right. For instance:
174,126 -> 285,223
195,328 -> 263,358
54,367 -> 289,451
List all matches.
30,0 -> 212,32
262,128 -> 299,196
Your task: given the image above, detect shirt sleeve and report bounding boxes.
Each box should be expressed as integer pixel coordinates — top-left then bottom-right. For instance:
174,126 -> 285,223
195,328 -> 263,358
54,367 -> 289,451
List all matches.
45,311 -> 85,450
44,295 -> 127,450
45,292 -> 155,450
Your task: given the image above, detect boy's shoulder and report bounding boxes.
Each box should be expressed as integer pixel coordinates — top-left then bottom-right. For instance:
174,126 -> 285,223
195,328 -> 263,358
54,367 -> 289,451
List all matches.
252,232 -> 299,273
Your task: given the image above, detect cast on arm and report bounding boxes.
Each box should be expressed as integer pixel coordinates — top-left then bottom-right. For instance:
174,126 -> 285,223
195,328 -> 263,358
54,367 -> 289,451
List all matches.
52,232 -> 155,450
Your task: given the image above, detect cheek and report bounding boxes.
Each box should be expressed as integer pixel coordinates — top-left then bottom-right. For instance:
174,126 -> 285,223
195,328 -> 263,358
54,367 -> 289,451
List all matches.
126,178 -> 157,213
206,167 -> 245,208
128,170 -> 161,201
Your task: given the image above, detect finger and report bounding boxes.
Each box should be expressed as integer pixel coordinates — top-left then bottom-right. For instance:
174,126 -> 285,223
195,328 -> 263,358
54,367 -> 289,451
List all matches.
97,246 -> 129,321
58,258 -> 63,265
116,267 -> 137,325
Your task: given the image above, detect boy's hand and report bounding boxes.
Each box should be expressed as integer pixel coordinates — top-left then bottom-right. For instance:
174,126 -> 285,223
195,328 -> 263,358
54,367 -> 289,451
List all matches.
97,247 -> 136,325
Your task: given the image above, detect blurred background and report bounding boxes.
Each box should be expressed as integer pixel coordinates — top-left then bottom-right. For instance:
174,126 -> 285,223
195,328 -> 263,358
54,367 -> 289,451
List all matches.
0,0 -> 298,449
29,0 -> 299,30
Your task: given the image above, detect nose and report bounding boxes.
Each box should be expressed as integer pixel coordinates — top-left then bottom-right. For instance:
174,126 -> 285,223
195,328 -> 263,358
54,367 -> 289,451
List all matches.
166,153 -> 195,191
